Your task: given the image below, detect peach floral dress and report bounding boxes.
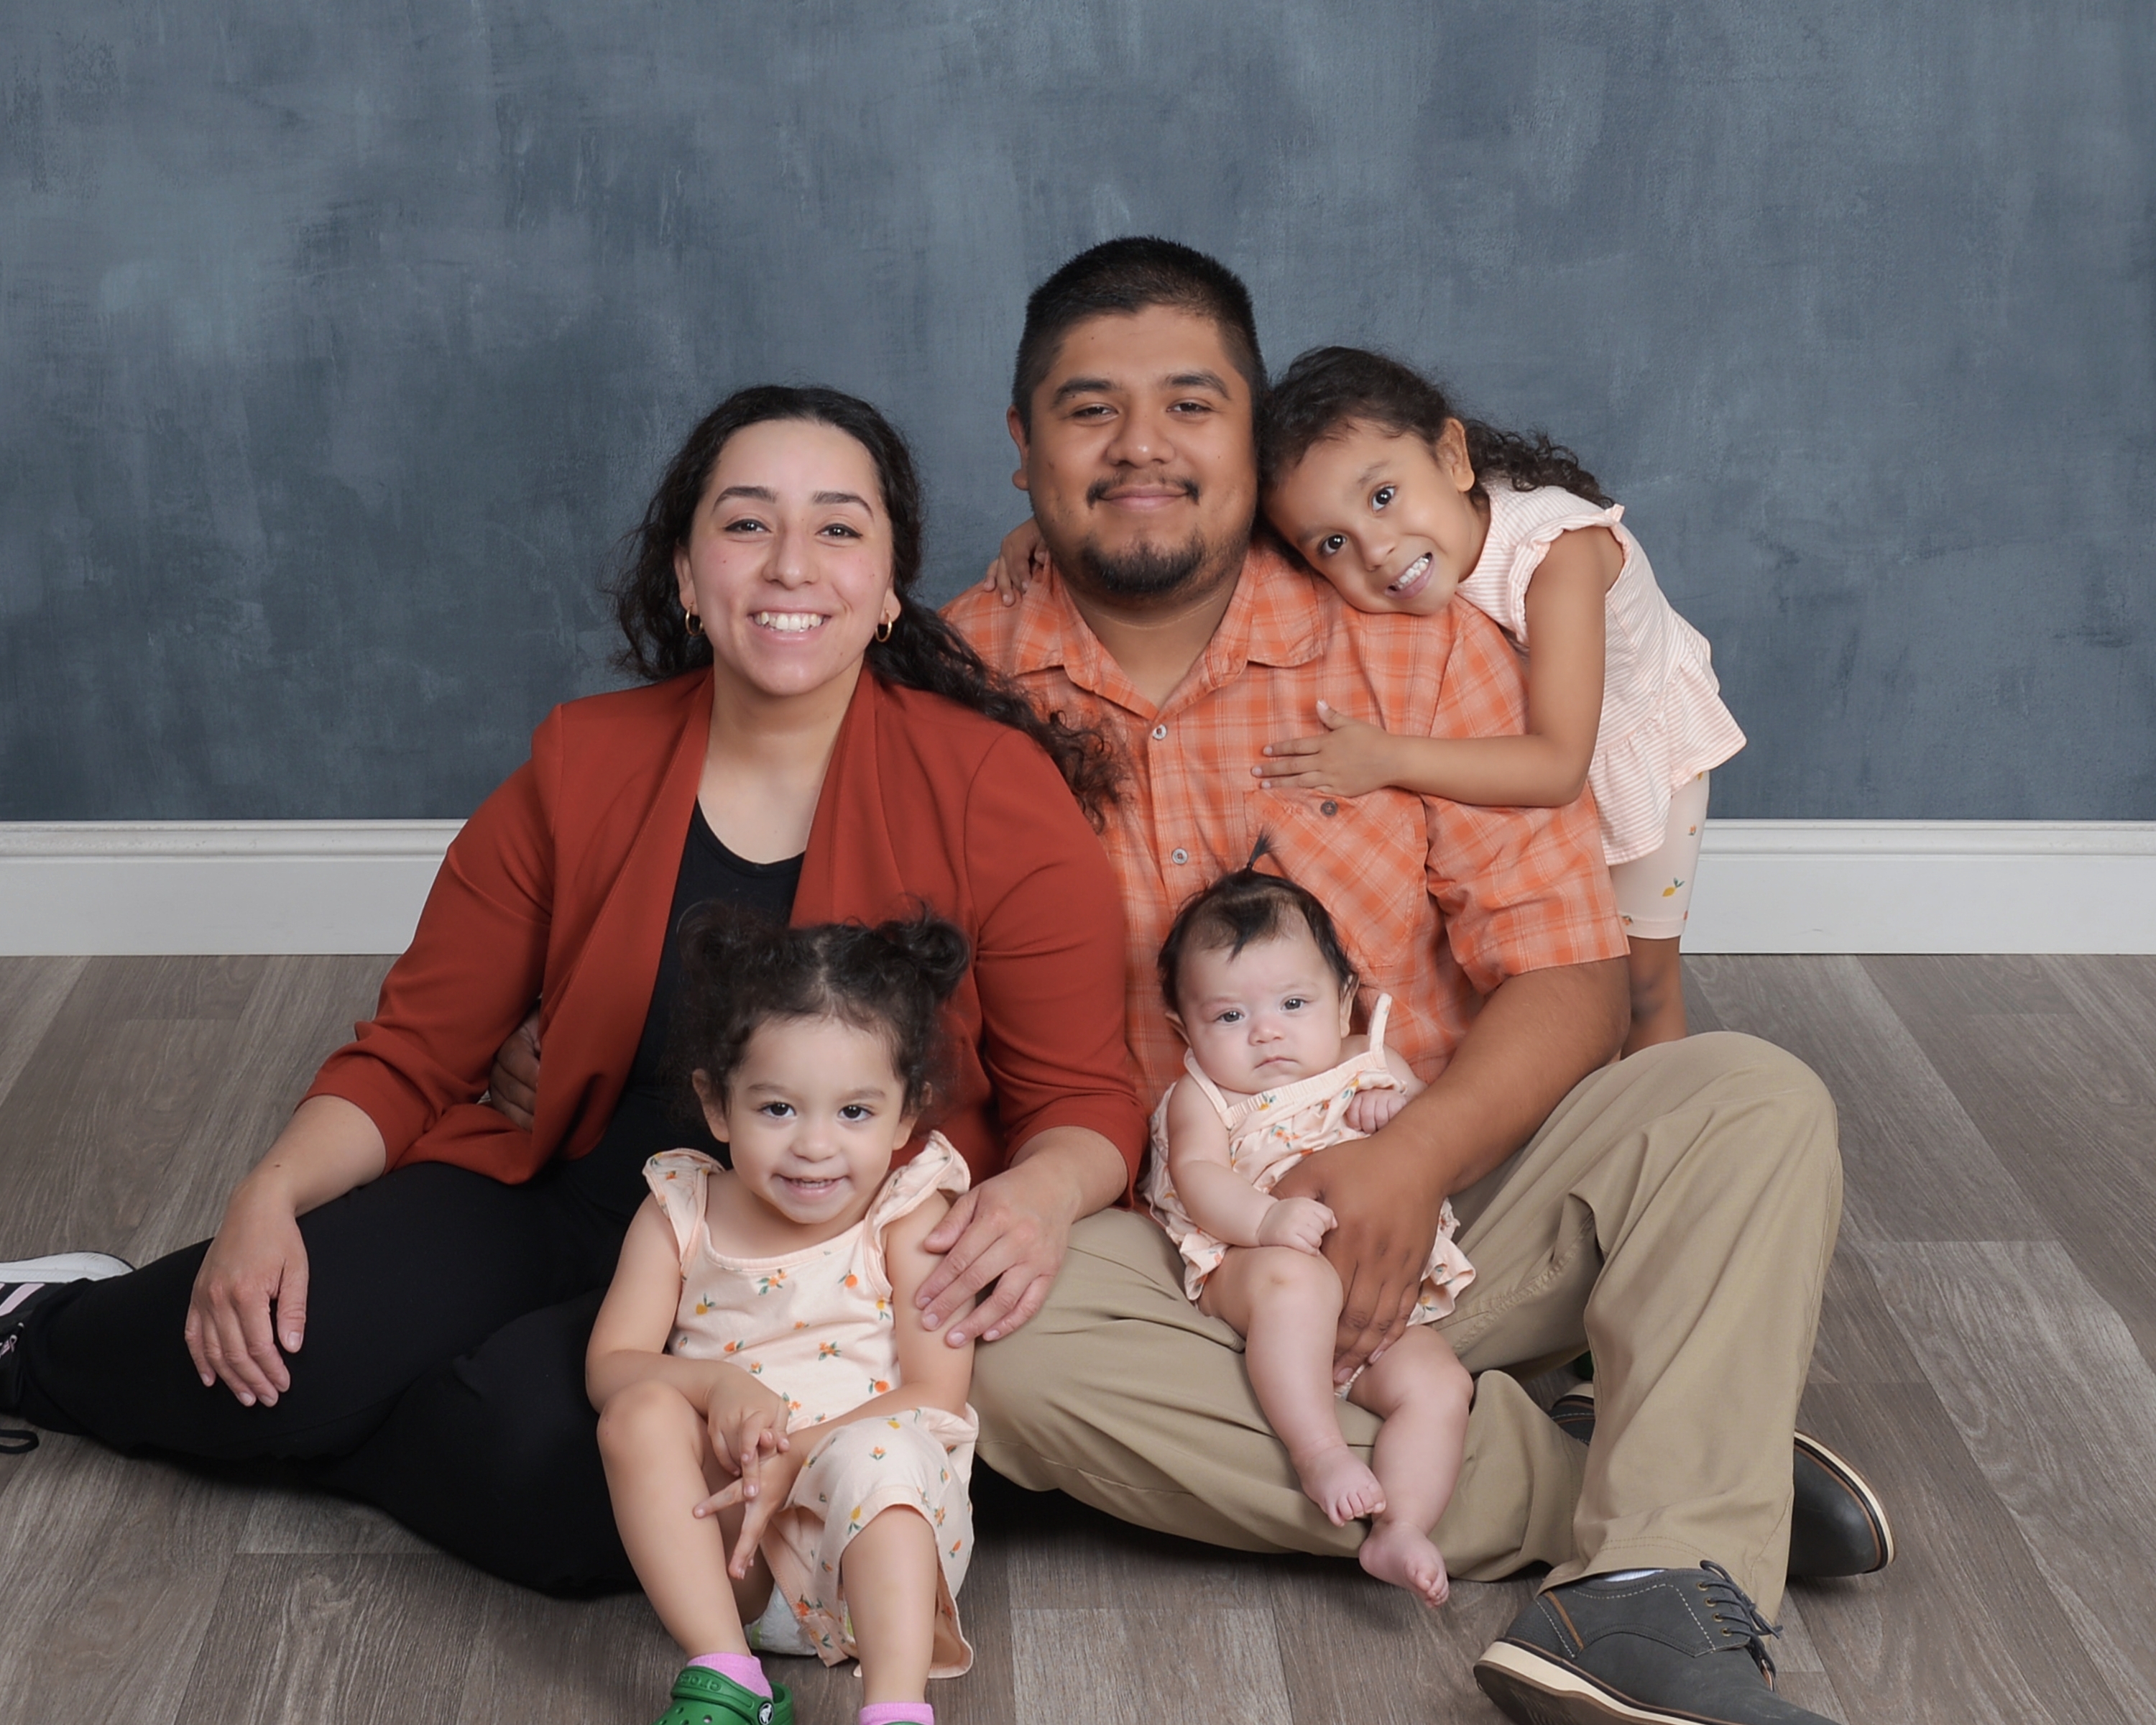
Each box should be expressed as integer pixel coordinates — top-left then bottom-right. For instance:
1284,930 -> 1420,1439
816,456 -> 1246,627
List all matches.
1141,995 -> 1474,1321
644,1136 -> 976,1675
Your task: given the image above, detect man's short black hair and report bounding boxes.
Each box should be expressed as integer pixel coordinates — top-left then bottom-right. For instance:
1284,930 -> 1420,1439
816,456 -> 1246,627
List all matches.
1011,237 -> 1266,433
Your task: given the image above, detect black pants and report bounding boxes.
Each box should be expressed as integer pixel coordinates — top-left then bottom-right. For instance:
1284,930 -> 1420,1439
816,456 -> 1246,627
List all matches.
17,1141 -> 655,1595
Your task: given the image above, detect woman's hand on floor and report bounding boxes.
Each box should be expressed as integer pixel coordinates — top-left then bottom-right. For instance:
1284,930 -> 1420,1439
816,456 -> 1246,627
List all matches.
185,1184 -> 310,1407
182,1095 -> 386,1408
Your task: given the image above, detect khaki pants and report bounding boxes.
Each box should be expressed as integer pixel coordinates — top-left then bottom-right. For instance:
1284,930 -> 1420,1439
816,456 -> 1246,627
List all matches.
972,1032 -> 1840,1618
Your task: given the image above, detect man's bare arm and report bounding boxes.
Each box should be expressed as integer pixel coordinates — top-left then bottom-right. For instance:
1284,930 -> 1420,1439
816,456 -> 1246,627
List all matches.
1271,957 -> 1629,1374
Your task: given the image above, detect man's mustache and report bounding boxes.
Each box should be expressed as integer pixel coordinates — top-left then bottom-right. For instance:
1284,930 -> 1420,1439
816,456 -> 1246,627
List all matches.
1086,477 -> 1199,505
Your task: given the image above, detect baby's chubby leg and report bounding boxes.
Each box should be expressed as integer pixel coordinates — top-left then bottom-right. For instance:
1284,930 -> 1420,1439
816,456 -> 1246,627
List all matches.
1200,1246 -> 1383,1526
595,1379 -> 771,1656
1345,1326 -> 1473,1608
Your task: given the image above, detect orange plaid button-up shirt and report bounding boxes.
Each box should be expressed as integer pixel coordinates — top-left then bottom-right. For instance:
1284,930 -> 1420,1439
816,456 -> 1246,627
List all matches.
945,543 -> 1629,1104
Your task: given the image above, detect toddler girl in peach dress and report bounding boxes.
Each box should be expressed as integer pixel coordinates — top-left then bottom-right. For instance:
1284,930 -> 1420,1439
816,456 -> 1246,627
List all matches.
588,908 -> 978,1725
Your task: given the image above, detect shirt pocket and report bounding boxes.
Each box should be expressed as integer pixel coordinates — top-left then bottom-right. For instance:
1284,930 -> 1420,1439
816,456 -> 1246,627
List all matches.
1239,784 -> 1429,1003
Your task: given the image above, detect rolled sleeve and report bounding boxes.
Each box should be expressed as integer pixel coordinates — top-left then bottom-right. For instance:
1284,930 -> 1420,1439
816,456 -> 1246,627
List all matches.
961,732 -> 1148,1192
303,736 -> 557,1169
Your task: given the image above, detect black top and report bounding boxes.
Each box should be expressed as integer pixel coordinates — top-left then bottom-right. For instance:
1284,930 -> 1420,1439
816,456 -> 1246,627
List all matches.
556,802 -> 803,1218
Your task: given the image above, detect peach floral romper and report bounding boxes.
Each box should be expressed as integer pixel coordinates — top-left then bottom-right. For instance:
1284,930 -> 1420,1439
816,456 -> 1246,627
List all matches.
644,1136 -> 976,1676
1141,995 -> 1475,1325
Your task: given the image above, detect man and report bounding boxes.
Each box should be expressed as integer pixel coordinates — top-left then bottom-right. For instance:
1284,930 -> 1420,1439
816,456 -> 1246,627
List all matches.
943,237 -> 1888,1725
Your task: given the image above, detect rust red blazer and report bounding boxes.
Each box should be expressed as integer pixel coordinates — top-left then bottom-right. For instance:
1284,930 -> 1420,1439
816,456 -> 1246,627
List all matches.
305,668 -> 1145,1189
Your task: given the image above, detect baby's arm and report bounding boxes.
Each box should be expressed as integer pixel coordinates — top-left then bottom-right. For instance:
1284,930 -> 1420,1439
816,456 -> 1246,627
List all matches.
1166,1080 -> 1337,1254
824,1193 -> 975,1427
1256,525 -> 1619,806
1342,1046 -> 1429,1137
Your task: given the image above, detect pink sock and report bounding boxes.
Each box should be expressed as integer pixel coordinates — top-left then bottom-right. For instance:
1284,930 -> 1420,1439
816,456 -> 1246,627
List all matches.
859,1706 -> 932,1725
688,1652 -> 771,1698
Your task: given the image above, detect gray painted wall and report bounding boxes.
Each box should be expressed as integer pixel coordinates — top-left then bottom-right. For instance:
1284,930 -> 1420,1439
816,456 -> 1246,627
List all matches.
4,1 -> 2151,821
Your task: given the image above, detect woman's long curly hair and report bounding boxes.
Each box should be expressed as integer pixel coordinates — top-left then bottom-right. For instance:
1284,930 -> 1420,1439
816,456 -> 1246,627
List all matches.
1261,346 -> 1613,508
612,384 -> 1120,826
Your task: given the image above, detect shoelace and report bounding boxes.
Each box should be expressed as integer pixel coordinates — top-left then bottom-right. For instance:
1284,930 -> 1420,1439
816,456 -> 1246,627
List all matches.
1698,1560 -> 1782,1682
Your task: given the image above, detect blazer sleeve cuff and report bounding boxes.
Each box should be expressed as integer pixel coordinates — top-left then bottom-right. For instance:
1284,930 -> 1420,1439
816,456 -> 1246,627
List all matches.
1007,1093 -> 1148,1202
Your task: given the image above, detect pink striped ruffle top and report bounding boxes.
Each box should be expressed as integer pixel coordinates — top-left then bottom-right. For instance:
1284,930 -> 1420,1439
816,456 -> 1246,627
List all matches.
1456,484 -> 1746,866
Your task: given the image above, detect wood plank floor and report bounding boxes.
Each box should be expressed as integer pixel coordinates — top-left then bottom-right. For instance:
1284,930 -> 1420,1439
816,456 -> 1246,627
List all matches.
3,954 -> 2153,1724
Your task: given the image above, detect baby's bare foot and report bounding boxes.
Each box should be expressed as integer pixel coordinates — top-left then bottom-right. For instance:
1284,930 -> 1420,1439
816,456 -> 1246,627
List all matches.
1358,1518 -> 1450,1607
1293,1446 -> 1386,1525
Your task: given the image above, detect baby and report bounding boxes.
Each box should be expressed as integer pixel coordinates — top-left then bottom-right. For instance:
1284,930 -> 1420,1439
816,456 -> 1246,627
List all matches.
1141,857 -> 1475,1606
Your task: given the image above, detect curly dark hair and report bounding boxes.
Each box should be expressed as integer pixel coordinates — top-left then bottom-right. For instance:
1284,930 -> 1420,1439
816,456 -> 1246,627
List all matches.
1157,843 -> 1358,1016
610,383 -> 1121,827
670,905 -> 972,1123
1260,346 -> 1613,509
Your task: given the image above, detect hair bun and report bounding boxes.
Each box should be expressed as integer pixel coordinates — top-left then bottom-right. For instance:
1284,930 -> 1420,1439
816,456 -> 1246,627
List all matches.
872,910 -> 972,1003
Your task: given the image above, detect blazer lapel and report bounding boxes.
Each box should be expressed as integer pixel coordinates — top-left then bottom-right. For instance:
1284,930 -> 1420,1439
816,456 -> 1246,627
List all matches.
795,671 -> 908,925
537,671 -> 711,1159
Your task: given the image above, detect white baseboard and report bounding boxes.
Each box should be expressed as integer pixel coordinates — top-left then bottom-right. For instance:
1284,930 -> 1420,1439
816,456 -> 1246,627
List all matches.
1,819 -> 2152,957
0,822 -> 462,956
1684,821 -> 2156,954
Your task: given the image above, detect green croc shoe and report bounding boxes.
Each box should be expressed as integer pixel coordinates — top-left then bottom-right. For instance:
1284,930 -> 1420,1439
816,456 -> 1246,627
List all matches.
651,1664 -> 795,1725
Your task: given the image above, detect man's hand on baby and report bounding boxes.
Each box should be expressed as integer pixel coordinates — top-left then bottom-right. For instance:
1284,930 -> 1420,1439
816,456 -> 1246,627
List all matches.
1254,701 -> 1401,799
1344,1088 -> 1409,1136
1272,1132 -> 1447,1378
1256,1195 -> 1337,1254
979,518 -> 1049,605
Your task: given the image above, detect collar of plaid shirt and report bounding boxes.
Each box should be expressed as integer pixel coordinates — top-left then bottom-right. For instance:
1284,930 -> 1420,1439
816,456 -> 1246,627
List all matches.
944,540 -> 1626,1103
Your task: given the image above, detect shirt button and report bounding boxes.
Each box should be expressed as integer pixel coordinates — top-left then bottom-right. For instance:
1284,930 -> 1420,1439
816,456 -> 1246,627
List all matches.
1171,848 -> 1189,865
1321,800 -> 1339,816
1151,724 -> 1168,741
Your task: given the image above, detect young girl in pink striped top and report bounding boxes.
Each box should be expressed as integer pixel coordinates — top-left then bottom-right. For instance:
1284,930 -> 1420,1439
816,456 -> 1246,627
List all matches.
983,345 -> 1744,1051
1249,346 -> 1746,1052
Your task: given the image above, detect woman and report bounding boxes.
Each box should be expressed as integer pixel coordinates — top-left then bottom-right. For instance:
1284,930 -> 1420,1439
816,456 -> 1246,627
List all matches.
0,387 -> 1143,1593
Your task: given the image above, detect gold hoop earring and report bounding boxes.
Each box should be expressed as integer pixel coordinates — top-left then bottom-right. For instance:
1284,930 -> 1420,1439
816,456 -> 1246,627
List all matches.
685,611 -> 702,638
875,616 -> 895,644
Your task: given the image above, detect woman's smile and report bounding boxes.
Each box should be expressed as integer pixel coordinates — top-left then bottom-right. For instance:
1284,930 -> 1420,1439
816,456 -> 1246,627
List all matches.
752,610 -> 828,634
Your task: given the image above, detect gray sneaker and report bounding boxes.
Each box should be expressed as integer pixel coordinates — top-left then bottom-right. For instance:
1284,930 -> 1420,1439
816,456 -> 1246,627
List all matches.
1474,1563 -> 1841,1724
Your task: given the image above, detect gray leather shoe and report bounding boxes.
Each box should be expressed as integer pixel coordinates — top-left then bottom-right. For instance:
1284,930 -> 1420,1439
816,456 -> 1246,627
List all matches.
1475,1563 -> 1840,1724
1548,1387 -> 1894,1578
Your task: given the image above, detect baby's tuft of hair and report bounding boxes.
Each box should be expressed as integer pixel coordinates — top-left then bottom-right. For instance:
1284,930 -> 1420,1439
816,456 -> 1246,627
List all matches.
668,905 -> 971,1126
1157,841 -> 1358,1015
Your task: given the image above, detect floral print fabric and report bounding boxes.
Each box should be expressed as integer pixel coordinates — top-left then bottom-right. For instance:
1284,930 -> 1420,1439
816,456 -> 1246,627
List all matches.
1141,995 -> 1475,1320
643,1135 -> 976,1675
